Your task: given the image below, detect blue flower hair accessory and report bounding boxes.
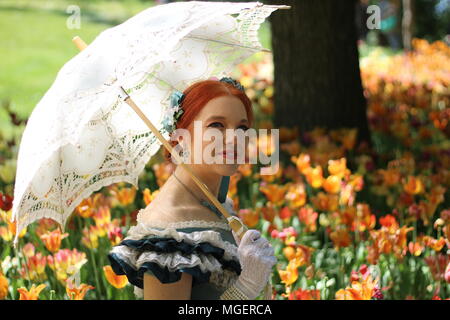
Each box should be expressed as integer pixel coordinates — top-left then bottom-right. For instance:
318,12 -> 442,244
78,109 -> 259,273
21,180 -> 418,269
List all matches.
219,77 -> 245,92
162,90 -> 185,133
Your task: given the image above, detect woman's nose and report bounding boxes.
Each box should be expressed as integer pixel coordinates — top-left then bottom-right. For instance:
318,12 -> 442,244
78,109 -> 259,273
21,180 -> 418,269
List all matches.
224,128 -> 237,146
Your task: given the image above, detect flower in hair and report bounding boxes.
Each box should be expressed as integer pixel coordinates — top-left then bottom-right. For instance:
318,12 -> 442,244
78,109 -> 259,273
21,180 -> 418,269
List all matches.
170,90 -> 185,122
162,90 -> 185,133
219,77 -> 245,92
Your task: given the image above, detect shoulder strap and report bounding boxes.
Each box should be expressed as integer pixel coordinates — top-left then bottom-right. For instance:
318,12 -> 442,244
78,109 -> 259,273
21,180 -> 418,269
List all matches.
218,176 -> 230,203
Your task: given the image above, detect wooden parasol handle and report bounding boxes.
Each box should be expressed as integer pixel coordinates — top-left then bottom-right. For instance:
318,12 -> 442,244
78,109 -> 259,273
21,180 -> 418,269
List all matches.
72,36 -> 248,239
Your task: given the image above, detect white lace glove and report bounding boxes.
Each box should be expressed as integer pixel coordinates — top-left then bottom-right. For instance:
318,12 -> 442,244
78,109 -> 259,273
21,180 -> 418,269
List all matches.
230,229 -> 277,300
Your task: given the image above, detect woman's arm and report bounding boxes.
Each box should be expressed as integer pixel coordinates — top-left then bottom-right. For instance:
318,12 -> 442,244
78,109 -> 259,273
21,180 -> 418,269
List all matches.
143,272 -> 193,300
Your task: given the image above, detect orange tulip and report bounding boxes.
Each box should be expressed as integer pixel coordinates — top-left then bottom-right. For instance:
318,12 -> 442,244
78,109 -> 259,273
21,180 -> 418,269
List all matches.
282,246 -> 296,261
110,185 -> 136,206
294,244 -> 314,267
403,176 -> 424,195
40,228 -> 69,253
65,278 -> 95,300
303,166 -> 324,189
47,249 -> 87,284
103,265 -> 128,289
378,169 -> 401,186
259,183 -> 289,207
143,188 -> 159,206
323,175 -> 341,194
291,153 -> 311,175
17,284 -> 46,300
285,183 -> 307,208
298,207 -> 318,233
0,272 -> 8,300
408,241 -> 424,256
335,275 -> 377,300
93,206 -> 111,231
75,193 -> 103,218
379,214 -> 399,230
330,227 -> 351,249
261,203 -> 276,223
278,258 -> 301,287
18,252 -> 47,282
279,206 -> 292,222
0,226 -> 12,242
237,209 -> 259,228
287,288 -> 320,300
328,158 -> 348,179
423,236 -> 446,252
312,192 -> 339,212
35,218 -> 60,238
0,210 -> 27,241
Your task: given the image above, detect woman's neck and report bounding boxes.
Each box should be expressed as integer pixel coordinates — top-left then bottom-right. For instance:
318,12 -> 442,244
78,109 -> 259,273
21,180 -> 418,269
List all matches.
172,165 -> 221,201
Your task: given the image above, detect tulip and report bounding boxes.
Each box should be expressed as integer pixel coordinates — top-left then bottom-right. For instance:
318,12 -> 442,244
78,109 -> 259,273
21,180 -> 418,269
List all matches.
40,229 -> 69,253
0,271 -> 8,300
103,265 -> 128,289
66,278 -> 95,300
17,284 -> 46,300
323,175 -> 341,194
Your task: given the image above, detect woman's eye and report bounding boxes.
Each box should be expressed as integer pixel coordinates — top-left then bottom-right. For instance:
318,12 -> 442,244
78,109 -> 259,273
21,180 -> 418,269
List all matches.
237,125 -> 249,131
208,122 -> 224,128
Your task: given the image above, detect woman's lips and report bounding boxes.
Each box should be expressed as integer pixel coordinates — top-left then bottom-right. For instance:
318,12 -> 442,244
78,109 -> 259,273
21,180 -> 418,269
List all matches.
222,150 -> 237,160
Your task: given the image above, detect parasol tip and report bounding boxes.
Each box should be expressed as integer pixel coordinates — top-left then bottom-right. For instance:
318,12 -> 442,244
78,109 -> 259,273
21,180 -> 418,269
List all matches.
72,36 -> 88,51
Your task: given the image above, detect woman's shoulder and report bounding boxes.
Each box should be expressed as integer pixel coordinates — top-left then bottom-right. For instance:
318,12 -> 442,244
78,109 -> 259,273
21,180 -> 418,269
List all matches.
138,193 -> 235,227
138,204 -> 228,228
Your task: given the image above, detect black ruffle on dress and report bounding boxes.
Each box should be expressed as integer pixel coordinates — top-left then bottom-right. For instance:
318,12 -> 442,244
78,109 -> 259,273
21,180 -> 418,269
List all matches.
107,199 -> 242,299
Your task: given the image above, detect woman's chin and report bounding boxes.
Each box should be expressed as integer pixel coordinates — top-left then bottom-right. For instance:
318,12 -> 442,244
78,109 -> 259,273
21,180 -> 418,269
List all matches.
214,163 -> 239,176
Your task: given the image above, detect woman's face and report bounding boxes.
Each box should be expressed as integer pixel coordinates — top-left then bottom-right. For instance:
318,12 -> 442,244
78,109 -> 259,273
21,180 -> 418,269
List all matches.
182,95 -> 250,176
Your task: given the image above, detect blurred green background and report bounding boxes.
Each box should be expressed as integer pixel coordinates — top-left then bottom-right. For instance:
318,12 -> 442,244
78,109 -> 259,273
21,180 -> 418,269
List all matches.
0,0 -> 271,141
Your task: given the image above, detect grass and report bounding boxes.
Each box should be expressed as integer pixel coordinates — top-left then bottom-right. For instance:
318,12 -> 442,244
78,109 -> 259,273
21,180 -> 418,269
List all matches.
0,0 -> 272,139
0,0 -> 156,139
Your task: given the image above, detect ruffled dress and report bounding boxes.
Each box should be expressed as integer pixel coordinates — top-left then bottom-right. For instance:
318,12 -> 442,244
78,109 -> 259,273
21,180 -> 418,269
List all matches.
107,199 -> 242,299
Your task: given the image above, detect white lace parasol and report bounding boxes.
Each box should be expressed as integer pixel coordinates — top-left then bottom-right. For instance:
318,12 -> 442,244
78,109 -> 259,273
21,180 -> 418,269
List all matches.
11,1 -> 287,248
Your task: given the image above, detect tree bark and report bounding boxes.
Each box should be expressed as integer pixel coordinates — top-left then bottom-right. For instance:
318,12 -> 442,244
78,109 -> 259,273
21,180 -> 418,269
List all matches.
402,0 -> 413,51
266,0 -> 371,145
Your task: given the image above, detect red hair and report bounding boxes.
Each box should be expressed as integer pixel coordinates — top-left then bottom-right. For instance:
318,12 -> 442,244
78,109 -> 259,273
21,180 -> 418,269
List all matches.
164,79 -> 253,161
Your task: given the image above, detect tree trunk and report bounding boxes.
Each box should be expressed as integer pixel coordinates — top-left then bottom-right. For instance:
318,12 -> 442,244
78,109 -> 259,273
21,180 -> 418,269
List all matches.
266,0 -> 371,145
402,0 -> 413,51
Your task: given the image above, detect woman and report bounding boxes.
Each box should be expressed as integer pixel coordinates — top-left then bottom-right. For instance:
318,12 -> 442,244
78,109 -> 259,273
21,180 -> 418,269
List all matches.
108,78 -> 277,300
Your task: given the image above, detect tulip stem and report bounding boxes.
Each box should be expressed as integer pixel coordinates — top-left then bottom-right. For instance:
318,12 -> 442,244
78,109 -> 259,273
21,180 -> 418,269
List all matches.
89,248 -> 102,299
